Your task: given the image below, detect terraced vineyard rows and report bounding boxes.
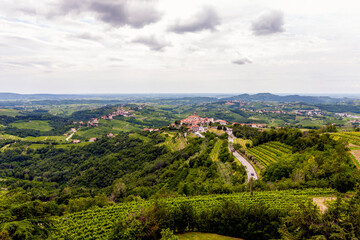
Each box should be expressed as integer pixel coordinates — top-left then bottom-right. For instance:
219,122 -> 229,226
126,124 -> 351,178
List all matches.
53,188 -> 336,240
247,141 -> 292,167
331,132 -> 360,146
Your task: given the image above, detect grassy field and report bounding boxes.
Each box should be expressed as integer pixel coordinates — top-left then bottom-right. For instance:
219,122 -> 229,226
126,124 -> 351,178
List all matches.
25,135 -> 67,142
74,119 -> 141,139
129,133 -> 151,142
178,232 -> 242,240
0,133 -> 23,140
0,108 -> 21,117
233,138 -> 252,149
207,128 -> 225,135
10,120 -> 53,132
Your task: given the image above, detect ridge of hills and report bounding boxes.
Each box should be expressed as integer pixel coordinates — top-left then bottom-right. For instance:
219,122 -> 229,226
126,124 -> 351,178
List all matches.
0,92 -> 357,104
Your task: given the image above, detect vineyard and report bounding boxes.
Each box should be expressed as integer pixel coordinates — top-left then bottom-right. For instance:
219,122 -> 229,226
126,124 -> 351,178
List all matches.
331,132 -> 360,146
53,188 -> 336,240
246,141 -> 292,167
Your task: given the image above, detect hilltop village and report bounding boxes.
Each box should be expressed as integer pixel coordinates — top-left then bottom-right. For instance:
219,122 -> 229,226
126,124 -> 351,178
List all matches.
168,112 -> 269,134
169,113 -> 226,132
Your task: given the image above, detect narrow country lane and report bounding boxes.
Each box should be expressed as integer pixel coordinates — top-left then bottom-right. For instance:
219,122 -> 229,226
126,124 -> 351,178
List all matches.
228,132 -> 258,182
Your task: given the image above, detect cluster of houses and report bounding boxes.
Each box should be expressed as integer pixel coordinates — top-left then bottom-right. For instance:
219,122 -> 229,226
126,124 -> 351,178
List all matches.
72,133 -> 115,144
336,113 -> 360,119
101,107 -> 135,120
72,108 -> 136,128
232,123 -> 266,128
292,109 -> 323,116
142,128 -> 160,132
70,107 -> 137,143
171,113 -> 228,132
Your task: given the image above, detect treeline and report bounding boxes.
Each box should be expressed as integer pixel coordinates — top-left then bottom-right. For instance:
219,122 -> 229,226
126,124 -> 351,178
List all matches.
110,200 -> 284,240
232,124 -> 261,139
70,105 -> 117,121
317,103 -> 360,114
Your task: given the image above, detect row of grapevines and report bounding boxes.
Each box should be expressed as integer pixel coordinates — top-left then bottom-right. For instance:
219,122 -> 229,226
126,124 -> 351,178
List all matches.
246,141 -> 292,167
52,188 -> 336,240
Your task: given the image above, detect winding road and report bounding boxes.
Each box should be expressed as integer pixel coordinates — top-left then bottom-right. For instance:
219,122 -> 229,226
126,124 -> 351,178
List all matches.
227,129 -> 258,182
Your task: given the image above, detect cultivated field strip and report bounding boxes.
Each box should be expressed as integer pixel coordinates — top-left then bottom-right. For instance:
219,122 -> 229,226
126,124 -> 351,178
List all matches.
53,188 -> 336,240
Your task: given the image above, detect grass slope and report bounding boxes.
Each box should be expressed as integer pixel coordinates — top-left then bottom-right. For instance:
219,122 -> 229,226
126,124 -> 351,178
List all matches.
178,232 -> 242,240
10,120 -> 53,132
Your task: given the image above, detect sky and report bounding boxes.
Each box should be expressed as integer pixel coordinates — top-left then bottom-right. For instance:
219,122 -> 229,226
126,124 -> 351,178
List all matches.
0,0 -> 360,94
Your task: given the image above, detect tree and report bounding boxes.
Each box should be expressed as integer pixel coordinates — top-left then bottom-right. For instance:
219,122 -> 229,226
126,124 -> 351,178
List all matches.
110,180 -> 127,202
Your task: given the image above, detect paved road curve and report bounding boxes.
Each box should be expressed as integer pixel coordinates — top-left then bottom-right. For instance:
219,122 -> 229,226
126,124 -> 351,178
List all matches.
228,135 -> 258,182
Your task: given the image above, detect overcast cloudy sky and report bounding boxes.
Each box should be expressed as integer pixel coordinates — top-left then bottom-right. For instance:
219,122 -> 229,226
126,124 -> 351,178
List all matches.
1,0 -> 360,94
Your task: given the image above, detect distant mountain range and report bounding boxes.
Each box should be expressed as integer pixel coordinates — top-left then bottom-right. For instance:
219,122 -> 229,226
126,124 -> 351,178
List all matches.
0,92 -> 356,104
224,93 -> 355,104
0,93 -> 230,100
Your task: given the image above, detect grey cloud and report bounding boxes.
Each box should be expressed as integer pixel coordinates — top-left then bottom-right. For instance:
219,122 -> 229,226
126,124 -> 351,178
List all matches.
108,57 -> 123,62
76,33 -> 102,41
56,0 -> 161,28
232,58 -> 252,65
251,10 -> 285,35
132,35 -> 170,51
168,6 -> 220,33
18,7 -> 37,15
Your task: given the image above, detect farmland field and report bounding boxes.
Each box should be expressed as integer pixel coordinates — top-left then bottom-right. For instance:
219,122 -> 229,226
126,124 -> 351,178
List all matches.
0,108 -> 21,117
247,141 -> 292,167
25,135 -> 67,142
10,120 -> 53,132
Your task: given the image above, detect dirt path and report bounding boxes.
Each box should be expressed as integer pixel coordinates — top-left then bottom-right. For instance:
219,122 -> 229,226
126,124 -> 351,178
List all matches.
312,197 -> 336,213
350,150 -> 360,169
66,129 -> 77,141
